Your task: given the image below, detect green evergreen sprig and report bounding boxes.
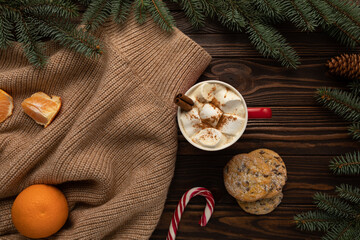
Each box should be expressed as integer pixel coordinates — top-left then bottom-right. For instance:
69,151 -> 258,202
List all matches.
349,122 -> 360,141
336,184 -> 360,204
0,0 -> 102,67
349,79 -> 360,96
1,0 -> 360,67
316,88 -> 360,122
294,188 -> 360,239
330,151 -> 360,175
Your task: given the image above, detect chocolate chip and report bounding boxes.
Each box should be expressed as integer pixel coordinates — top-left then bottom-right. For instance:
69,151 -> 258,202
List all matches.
264,174 -> 269,178
246,187 -> 250,191
245,181 -> 249,186
255,172 -> 259,177
275,164 -> 280,168
260,150 -> 265,154
274,156 -> 280,159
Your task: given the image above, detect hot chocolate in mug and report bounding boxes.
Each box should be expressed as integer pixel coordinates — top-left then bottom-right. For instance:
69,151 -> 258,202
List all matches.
177,80 -> 272,151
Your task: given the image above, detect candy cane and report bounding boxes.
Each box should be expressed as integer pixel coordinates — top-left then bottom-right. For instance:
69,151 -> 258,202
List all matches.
167,187 -> 215,240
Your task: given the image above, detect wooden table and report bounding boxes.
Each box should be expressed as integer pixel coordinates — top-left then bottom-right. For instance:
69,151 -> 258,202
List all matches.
151,10 -> 360,240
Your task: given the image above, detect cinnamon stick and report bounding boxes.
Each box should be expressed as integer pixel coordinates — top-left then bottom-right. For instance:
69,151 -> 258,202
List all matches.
174,93 -> 194,111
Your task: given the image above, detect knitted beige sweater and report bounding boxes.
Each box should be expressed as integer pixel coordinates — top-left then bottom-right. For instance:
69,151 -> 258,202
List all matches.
0,16 -> 211,239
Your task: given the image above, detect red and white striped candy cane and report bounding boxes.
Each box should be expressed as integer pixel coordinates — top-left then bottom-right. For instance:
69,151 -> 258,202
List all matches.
167,187 -> 215,240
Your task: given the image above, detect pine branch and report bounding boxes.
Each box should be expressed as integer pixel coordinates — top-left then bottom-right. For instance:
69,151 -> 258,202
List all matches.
252,0 -> 283,21
320,0 -> 360,48
282,0 -> 319,31
172,0 -> 205,29
324,0 -> 360,29
246,20 -> 300,68
214,0 -> 246,32
336,184 -> 360,204
146,0 -> 175,32
14,13 -> 47,67
30,16 -> 103,59
82,0 -> 111,31
330,151 -> 360,175
198,0 -> 217,18
349,79 -> 360,96
316,88 -> 360,122
313,192 -> 357,219
294,211 -> 338,232
111,0 -> 133,24
0,9 -> 14,49
306,0 -> 336,25
322,221 -> 357,240
349,122 -> 360,141
134,0 -> 147,24
19,0 -> 79,19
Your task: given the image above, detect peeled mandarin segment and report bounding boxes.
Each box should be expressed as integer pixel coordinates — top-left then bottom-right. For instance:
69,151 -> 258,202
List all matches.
0,89 -> 14,123
21,92 -> 61,128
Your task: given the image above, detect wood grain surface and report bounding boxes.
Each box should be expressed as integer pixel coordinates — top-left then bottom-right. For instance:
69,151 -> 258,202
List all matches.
151,11 -> 360,240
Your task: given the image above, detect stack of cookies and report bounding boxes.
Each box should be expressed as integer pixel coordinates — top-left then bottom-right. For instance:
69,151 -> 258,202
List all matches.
223,149 -> 287,215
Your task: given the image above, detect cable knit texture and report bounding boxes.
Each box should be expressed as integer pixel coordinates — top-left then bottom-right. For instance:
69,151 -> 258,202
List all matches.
0,15 -> 211,239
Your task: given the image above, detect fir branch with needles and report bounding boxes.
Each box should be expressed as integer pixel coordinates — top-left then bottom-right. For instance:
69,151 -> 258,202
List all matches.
0,0 -> 102,67
330,151 -> 360,175
1,0 -> 360,67
295,57 -> 360,239
316,88 -> 360,123
349,122 -> 360,141
294,188 -> 360,239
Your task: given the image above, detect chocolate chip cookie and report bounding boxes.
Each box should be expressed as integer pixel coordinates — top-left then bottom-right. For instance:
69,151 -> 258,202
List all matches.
249,149 -> 287,198
224,154 -> 272,202
237,192 -> 283,215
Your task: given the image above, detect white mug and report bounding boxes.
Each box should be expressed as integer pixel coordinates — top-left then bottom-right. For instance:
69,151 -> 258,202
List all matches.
177,80 -> 271,151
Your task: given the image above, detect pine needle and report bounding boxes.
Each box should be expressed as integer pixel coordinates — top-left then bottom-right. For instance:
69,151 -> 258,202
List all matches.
173,0 -> 205,29
282,0 -> 320,31
82,0 -> 112,31
322,221 -> 357,240
246,20 -> 300,68
294,211 -> 338,232
316,88 -> 360,122
349,79 -> 360,96
313,192 -> 357,219
111,0 -> 133,24
349,122 -> 360,141
335,184 -> 360,204
146,0 -> 175,32
330,151 -> 360,175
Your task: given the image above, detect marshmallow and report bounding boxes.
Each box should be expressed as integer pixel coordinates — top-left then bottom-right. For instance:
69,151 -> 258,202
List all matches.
196,83 -> 216,102
180,108 -> 202,137
199,103 -> 223,127
218,114 -> 245,135
193,128 -> 223,148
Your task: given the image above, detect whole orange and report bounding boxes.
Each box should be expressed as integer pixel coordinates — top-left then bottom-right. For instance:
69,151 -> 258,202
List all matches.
11,184 -> 68,239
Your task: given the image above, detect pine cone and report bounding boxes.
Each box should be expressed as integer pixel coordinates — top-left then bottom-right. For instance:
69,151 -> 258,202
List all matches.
326,53 -> 360,80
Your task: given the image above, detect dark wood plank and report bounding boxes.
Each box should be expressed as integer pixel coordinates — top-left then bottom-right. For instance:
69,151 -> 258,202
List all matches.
198,58 -> 349,107
152,205 -> 322,240
177,105 -> 360,156
162,155 -> 358,205
152,7 -> 360,240
152,155 -> 359,239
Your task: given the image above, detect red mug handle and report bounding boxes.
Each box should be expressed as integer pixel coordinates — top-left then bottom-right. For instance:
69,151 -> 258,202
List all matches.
248,107 -> 272,118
